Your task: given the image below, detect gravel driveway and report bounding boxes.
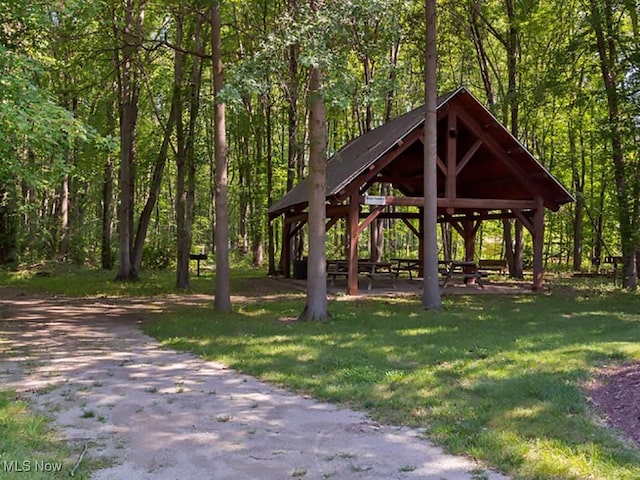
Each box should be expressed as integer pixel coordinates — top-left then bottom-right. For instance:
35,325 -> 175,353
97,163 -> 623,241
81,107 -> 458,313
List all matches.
0,289 -> 508,480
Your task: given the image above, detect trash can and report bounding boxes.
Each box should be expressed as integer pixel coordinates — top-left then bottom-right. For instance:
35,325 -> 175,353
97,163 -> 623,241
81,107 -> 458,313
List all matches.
292,257 -> 308,279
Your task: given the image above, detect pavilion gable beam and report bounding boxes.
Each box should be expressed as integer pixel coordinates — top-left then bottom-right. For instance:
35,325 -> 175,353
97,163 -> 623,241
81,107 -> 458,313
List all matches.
338,127 -> 425,200
327,205 -> 349,218
441,210 -> 520,222
361,195 -> 536,210
513,209 -> 534,234
285,211 -> 309,224
289,219 -> 307,237
446,110 -> 457,200
456,109 -> 537,195
448,219 -> 465,237
438,197 -> 536,210
401,217 -> 420,237
356,206 -> 385,235
290,205 -> 347,230
365,211 -> 421,220
360,179 -> 377,194
437,103 -> 450,121
448,217 -> 480,236
471,218 -> 482,235
456,139 -> 483,176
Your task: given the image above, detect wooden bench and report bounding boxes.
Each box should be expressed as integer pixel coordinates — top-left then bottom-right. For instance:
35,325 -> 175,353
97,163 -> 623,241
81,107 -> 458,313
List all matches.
327,260 -> 349,286
391,258 -> 421,279
442,271 -> 486,288
441,261 -> 486,288
364,268 -> 398,291
478,259 -> 507,275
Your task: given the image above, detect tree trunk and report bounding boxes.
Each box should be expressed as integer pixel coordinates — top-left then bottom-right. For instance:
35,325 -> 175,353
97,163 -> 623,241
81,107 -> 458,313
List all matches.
131,24 -> 184,274
504,0 -> 525,278
280,0 -> 301,273
422,0 -> 441,310
251,95 -> 266,269
299,63 -> 329,321
131,91 -> 179,273
588,0 -> 637,288
114,0 -> 144,282
101,156 -> 114,270
59,173 -> 70,260
0,184 -> 18,265
175,12 -> 203,290
570,124 -> 585,271
212,2 -> 232,311
468,0 -> 496,107
266,92 -> 277,275
101,98 -> 116,270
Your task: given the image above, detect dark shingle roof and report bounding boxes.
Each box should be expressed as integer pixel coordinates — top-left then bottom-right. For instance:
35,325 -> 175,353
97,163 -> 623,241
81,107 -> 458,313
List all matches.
268,87 -> 573,216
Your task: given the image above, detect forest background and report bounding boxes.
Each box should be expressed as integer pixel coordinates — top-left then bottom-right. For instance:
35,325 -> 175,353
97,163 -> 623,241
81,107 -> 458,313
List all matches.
1,0 -> 639,291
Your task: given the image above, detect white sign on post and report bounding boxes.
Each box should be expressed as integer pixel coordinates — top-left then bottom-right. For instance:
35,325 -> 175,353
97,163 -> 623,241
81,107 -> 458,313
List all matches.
364,195 -> 386,205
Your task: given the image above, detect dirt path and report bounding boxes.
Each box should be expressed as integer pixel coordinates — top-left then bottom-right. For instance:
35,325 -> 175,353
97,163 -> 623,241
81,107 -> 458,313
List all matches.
0,288 -> 508,480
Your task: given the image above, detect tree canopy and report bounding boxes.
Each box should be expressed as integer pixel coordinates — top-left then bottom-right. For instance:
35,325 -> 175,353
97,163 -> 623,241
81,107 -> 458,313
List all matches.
1,0 -> 638,287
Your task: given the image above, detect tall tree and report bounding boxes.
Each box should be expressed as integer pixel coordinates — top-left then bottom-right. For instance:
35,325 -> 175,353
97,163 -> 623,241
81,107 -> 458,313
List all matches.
299,61 -> 329,321
503,0 -> 524,278
422,0 -> 442,310
212,1 -> 232,311
175,10 -> 204,289
113,0 -> 145,281
586,0 -> 638,288
101,97 -> 117,270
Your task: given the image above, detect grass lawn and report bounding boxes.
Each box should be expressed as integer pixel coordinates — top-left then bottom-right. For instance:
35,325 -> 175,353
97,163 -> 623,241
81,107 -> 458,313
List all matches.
0,390 -> 88,479
0,263 -> 223,297
1,266 -> 639,479
141,277 -> 640,480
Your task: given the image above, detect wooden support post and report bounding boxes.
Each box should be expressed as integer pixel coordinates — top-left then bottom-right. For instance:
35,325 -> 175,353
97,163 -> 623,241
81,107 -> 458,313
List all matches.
283,215 -> 292,278
347,195 -> 360,295
418,208 -> 425,278
532,197 -> 545,291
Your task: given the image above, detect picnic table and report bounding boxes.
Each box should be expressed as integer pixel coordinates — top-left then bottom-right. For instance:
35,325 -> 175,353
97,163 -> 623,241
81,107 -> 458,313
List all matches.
326,259 -> 397,290
441,260 -> 486,288
478,258 -> 507,275
391,258 -> 421,279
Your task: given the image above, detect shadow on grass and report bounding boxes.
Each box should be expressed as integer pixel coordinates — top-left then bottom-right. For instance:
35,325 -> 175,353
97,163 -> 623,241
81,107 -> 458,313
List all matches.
143,288 -> 640,479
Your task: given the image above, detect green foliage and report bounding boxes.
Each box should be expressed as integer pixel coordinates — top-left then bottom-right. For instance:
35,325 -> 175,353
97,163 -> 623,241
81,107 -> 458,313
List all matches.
1,0 -> 638,279
142,241 -> 176,270
0,47 -> 88,184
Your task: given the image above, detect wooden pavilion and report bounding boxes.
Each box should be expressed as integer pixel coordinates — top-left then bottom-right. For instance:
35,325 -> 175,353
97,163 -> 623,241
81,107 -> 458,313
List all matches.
268,87 -> 574,294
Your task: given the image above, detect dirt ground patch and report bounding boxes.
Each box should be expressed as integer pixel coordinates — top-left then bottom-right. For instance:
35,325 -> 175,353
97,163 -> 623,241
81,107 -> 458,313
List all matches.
0,287 -> 508,480
586,362 -> 640,449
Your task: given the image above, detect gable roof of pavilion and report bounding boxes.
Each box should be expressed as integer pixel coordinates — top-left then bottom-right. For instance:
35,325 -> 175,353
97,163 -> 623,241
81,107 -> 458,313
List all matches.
267,86 -> 574,218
